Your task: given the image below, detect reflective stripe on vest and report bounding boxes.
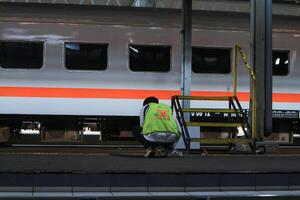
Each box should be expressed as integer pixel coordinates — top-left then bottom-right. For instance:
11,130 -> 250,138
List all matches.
142,103 -> 179,136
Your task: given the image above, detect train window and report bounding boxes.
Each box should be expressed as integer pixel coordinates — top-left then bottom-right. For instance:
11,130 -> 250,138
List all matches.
273,51 -> 289,76
192,48 -> 231,74
65,43 -> 108,70
129,45 -> 170,72
0,41 -> 43,69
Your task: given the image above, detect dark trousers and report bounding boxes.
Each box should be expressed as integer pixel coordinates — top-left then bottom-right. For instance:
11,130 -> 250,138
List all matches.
133,127 -> 174,150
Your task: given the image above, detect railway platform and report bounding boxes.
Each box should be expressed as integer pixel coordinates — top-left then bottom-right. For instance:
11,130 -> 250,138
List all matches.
0,147 -> 300,198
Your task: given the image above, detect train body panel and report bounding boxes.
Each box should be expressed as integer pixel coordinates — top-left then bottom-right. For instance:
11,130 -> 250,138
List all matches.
0,4 -> 299,117
0,98 -> 145,116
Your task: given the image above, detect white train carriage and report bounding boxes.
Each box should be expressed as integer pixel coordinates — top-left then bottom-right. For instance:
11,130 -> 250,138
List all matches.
0,3 -> 299,144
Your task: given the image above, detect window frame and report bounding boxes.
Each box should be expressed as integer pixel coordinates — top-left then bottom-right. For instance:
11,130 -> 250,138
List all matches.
63,41 -> 109,72
0,40 -> 45,70
191,46 -> 232,75
272,50 -> 289,76
128,43 -> 172,73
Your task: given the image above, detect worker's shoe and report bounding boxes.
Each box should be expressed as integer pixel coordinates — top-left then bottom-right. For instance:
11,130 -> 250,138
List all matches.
155,147 -> 168,157
201,149 -> 208,156
168,150 -> 183,157
144,147 -> 155,158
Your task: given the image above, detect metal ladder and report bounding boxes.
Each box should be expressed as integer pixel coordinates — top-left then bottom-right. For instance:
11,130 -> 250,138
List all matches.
170,43 -> 266,153
171,95 -> 254,153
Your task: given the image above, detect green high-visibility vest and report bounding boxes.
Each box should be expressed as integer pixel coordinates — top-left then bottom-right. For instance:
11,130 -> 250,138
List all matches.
142,103 -> 180,136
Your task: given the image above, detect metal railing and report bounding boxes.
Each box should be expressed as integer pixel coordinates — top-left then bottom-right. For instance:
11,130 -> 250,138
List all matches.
171,94 -> 253,152
233,43 -> 256,140
170,43 -> 257,152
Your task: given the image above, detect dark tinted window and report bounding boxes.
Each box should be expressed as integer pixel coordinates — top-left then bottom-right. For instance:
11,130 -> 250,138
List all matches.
0,41 -> 43,69
65,43 -> 107,70
192,48 -> 231,74
273,51 -> 289,76
129,45 -> 170,72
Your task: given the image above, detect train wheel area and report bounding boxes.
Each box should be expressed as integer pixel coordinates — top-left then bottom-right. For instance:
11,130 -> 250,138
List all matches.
0,115 -> 142,147
0,114 -> 300,156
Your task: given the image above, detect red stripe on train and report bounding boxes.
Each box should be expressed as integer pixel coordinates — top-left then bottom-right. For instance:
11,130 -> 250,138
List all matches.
0,86 -> 299,103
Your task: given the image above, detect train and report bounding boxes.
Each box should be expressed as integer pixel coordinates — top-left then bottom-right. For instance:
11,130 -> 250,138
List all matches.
0,2 -> 299,145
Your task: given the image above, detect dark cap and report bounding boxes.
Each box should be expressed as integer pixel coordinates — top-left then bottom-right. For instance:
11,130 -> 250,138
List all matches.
143,96 -> 159,106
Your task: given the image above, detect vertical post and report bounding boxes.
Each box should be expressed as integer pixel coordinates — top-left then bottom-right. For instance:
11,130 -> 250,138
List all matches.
265,0 -> 273,137
175,0 -> 194,150
250,0 -> 273,140
233,45 -> 238,97
181,0 -> 192,107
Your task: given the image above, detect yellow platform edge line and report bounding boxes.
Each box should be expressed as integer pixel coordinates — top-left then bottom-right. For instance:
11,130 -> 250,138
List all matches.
181,108 -> 240,113
190,138 -> 252,144
175,96 -> 234,101
186,122 -> 244,127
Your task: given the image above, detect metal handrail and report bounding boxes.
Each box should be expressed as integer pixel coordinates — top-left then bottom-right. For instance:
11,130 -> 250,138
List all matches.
233,43 -> 257,140
171,96 -> 190,150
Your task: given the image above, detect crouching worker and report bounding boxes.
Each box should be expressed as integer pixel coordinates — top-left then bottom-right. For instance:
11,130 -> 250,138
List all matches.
134,96 -> 182,158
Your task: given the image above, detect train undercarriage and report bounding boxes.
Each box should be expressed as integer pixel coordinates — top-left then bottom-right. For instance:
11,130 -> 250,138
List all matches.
0,110 -> 299,150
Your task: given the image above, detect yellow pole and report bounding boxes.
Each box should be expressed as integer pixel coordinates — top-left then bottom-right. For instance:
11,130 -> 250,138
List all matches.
235,43 -> 256,140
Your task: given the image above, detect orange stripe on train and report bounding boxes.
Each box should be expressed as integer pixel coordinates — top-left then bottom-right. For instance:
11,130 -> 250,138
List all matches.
0,86 -> 299,103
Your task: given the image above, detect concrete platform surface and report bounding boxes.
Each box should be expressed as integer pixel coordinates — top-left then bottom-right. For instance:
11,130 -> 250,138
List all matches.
0,149 -> 300,173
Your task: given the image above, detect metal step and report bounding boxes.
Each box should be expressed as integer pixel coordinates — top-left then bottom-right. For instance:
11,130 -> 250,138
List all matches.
181,108 -> 240,113
175,95 -> 234,101
190,138 -> 252,144
185,122 -> 244,127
